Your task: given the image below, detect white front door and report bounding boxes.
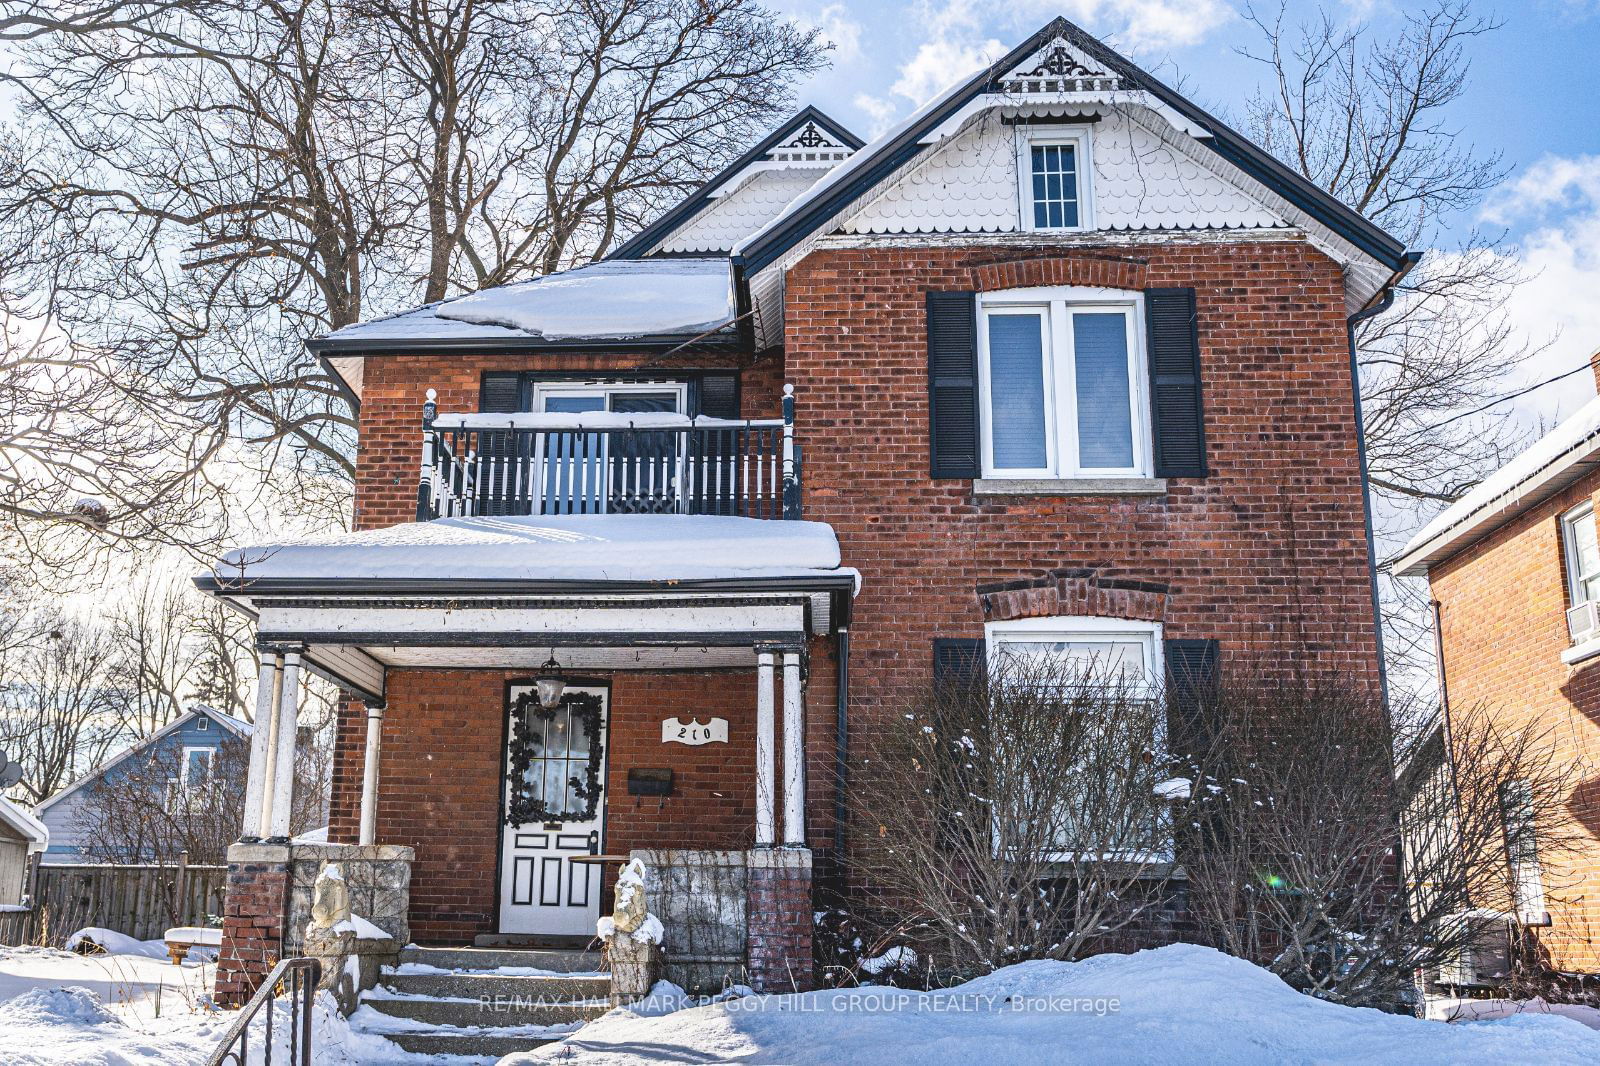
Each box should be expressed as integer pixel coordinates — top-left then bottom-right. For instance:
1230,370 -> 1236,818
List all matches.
498,685 -> 609,937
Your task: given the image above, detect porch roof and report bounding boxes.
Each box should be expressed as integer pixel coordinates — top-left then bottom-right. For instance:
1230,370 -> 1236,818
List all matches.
205,514 -> 853,588
196,515 -> 857,701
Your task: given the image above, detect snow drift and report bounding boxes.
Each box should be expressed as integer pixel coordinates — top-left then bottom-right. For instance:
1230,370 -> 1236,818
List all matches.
502,944 -> 1600,1065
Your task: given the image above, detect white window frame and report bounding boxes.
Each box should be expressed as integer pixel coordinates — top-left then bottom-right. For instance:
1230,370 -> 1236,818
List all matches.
531,380 -> 688,414
1016,126 -> 1094,232
1562,502 -> 1599,607
977,287 -> 1151,480
985,616 -> 1169,864
179,746 -> 213,790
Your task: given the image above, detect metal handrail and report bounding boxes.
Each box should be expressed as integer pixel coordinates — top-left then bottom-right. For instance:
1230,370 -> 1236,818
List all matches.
206,957 -> 322,1066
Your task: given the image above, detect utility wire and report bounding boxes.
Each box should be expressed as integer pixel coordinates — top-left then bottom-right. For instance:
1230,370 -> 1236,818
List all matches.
1422,359 -> 1595,432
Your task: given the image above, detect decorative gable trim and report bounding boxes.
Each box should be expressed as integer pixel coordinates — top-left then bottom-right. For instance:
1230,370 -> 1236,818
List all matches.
1001,36 -> 1121,94
609,106 -> 861,260
733,17 -> 1409,290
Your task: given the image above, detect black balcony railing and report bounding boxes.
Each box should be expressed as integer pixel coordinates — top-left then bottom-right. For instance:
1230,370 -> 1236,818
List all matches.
416,386 -> 801,521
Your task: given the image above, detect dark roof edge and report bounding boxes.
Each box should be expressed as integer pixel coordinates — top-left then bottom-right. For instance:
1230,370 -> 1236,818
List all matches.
608,105 -> 863,261
737,17 -> 1408,276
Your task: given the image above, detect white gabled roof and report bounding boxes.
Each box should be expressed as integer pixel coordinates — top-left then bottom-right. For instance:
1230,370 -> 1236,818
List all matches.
0,796 -> 48,851
1393,395 -> 1600,577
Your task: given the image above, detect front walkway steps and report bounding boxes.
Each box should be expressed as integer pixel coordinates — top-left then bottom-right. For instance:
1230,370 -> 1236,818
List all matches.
350,945 -> 610,1060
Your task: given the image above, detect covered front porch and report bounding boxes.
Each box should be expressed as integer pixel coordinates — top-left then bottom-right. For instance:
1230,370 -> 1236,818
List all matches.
201,513 -> 856,996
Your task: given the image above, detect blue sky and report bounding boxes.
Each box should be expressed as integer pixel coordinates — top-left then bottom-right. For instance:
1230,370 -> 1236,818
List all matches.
771,0 -> 1600,427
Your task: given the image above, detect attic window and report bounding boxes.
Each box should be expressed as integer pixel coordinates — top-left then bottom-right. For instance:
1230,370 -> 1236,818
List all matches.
1018,128 -> 1093,231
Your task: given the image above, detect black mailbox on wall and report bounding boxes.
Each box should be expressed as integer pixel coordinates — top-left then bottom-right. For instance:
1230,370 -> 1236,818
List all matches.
627,768 -> 674,797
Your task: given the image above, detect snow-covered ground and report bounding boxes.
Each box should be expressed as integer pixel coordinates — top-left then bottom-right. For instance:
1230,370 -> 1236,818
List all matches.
4,941 -> 1600,1064
504,945 -> 1600,1066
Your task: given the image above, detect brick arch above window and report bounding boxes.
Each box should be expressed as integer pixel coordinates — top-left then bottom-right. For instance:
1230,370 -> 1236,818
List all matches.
978,572 -> 1170,624
965,253 -> 1147,294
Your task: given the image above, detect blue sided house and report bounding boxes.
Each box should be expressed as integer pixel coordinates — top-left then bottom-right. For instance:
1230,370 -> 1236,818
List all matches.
34,705 -> 252,865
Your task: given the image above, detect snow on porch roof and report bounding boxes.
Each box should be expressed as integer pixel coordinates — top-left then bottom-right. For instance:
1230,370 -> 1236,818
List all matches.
308,257 -> 737,353
209,514 -> 857,589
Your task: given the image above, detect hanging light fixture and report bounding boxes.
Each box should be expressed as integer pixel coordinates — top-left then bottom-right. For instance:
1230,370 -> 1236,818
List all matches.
535,652 -> 567,709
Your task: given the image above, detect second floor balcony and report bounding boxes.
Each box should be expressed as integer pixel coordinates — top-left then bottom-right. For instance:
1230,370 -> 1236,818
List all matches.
417,386 -> 801,522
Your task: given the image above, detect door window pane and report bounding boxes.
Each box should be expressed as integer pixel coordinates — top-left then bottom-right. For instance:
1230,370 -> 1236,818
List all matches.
988,314 -> 1049,469
1073,312 -> 1134,468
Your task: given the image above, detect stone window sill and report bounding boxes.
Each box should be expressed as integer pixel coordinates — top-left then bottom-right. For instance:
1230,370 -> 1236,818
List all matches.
1561,637 -> 1600,667
973,477 -> 1167,497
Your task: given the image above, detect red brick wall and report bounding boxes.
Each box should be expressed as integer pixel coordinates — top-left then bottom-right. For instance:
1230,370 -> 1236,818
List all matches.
326,234 -> 1384,945
786,240 -> 1382,707
329,652 -> 835,944
1428,471 -> 1600,972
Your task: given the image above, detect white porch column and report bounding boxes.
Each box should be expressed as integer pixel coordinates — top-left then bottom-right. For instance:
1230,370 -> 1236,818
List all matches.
266,651 -> 303,840
781,650 -> 805,847
241,654 -> 281,839
755,651 -> 777,847
358,700 -> 385,846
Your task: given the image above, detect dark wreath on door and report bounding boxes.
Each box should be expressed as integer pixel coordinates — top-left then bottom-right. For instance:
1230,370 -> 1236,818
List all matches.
504,690 -> 605,825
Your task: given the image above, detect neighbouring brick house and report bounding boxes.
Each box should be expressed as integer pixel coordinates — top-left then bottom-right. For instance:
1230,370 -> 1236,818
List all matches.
1394,360 -> 1600,977
200,16 -> 1413,1004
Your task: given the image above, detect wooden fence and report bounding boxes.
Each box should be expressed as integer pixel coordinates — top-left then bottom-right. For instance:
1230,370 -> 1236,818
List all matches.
0,860 -> 227,947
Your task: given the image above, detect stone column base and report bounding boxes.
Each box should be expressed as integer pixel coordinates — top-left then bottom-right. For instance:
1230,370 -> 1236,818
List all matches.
746,848 -> 813,993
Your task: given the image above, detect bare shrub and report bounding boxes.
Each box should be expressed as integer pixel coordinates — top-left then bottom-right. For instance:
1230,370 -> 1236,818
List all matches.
1172,669 -> 1581,1008
846,652 -> 1178,980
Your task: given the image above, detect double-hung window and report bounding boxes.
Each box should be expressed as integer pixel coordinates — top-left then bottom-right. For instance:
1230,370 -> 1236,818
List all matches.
1017,128 -> 1092,231
986,618 -> 1169,862
978,288 -> 1149,480
1562,503 -> 1600,643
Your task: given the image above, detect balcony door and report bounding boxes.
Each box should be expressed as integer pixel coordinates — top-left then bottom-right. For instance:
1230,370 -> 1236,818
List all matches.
532,383 -> 686,515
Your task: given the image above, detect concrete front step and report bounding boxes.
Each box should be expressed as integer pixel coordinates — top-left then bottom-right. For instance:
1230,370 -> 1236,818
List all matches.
387,971 -> 612,1000
365,994 -> 612,1029
383,1031 -> 569,1057
399,944 -> 604,973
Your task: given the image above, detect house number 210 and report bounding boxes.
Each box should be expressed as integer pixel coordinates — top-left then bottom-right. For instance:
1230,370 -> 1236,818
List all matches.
661,717 -> 729,746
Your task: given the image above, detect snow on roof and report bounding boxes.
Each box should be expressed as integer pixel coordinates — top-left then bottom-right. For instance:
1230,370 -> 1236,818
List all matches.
214,514 -> 854,586
1393,395 -> 1600,577
0,796 -> 48,851
315,258 -> 735,349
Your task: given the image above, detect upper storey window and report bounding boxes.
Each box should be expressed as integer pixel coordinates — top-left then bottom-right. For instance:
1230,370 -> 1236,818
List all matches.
1018,128 -> 1093,232
1562,502 -> 1600,644
978,287 -> 1148,479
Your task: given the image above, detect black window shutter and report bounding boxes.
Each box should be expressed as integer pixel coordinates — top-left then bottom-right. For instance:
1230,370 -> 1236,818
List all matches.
1144,288 -> 1207,478
933,638 -> 986,689
480,372 -> 522,413
697,373 -> 740,419
927,291 -> 979,478
1165,638 -> 1219,758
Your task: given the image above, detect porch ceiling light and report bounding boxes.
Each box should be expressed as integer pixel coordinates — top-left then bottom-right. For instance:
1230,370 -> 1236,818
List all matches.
535,654 -> 566,709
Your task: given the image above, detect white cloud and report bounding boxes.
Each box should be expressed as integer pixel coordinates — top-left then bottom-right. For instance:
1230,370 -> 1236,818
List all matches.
890,35 -> 1007,105
797,3 -> 865,65
1477,154 -> 1600,428
1058,0 -> 1234,51
851,92 -> 900,138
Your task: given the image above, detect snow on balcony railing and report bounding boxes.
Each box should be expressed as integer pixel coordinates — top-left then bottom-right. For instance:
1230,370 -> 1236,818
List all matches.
417,386 -> 801,521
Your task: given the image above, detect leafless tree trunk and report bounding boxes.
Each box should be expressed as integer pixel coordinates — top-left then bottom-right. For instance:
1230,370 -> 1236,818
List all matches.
1241,2 -> 1531,682
0,615 -> 128,803
0,0 -> 826,568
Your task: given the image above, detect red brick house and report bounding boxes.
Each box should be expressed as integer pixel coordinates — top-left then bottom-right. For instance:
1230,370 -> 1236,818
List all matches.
1393,367 -> 1600,976
200,16 -> 1413,1014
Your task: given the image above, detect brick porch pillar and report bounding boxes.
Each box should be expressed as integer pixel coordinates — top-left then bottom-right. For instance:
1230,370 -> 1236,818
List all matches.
216,841 -> 291,1006
746,848 -> 813,993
